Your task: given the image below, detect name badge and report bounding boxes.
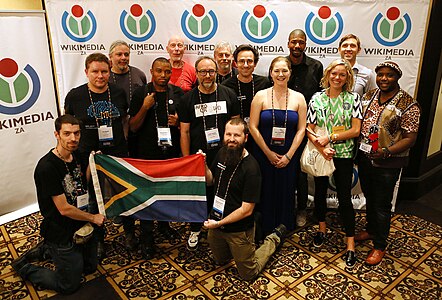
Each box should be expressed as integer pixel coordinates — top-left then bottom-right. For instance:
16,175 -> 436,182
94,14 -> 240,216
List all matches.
271,127 -> 286,146
98,125 -> 114,147
332,125 -> 345,133
77,192 -> 89,210
205,128 -> 221,149
359,142 -> 372,153
157,127 -> 172,147
211,195 -> 226,221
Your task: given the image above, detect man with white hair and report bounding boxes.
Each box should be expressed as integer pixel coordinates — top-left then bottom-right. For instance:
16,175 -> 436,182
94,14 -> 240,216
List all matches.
166,35 -> 197,93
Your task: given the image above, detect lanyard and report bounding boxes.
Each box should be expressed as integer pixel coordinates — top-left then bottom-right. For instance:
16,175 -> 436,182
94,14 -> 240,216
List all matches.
198,88 -> 218,131
217,70 -> 232,84
271,87 -> 288,129
87,85 -> 112,128
237,75 -> 255,119
215,157 -> 243,199
153,89 -> 170,128
111,67 -> 132,103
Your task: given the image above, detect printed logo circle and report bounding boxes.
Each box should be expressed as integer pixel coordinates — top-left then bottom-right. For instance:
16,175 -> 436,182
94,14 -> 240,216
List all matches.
181,4 -> 218,42
240,5 -> 279,43
61,5 -> 97,42
372,7 -> 411,46
120,4 -> 156,42
0,58 -> 41,115
305,6 -> 343,45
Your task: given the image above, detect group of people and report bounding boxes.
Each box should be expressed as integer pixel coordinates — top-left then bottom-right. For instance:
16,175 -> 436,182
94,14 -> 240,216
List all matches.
11,28 -> 420,293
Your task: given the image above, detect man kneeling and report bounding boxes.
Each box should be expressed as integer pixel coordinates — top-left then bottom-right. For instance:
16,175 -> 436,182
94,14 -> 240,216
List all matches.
203,118 -> 287,281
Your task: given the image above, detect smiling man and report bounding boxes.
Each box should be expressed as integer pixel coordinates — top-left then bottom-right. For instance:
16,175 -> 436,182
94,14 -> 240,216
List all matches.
338,34 -> 376,97
178,56 -> 240,250
166,35 -> 197,93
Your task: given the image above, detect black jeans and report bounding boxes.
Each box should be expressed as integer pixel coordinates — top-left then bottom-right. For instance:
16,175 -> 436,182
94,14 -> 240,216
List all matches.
314,158 -> 355,237
358,155 -> 401,250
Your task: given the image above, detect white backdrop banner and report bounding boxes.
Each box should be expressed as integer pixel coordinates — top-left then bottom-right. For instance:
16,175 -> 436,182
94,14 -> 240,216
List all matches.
0,12 -> 58,221
45,0 -> 430,110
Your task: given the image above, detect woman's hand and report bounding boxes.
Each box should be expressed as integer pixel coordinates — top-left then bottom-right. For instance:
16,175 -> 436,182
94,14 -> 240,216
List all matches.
266,151 -> 282,166
275,154 -> 290,168
321,147 -> 336,161
315,135 -> 330,147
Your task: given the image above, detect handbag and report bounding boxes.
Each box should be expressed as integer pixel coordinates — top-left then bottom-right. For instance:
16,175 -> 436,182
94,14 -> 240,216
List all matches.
73,222 -> 94,245
300,126 -> 336,177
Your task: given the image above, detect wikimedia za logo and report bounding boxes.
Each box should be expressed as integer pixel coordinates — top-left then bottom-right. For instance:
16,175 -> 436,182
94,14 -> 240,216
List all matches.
241,5 -> 278,44
120,4 -> 156,42
305,6 -> 343,45
62,5 -> 97,42
181,4 -> 218,42
0,58 -> 41,115
372,7 -> 411,46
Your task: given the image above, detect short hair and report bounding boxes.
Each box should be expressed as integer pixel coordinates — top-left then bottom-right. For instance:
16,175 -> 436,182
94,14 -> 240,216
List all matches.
214,41 -> 233,56
338,34 -> 361,49
269,56 -> 291,73
227,117 -> 249,135
109,40 -> 130,55
288,29 -> 307,41
85,53 -> 110,69
151,57 -> 171,68
233,44 -> 260,64
194,56 -> 217,71
55,114 -> 81,133
320,59 -> 355,92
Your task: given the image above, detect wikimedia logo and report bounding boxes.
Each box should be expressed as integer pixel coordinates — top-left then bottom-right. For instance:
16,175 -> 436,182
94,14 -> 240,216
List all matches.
61,5 -> 97,42
0,58 -> 41,115
372,7 -> 411,46
241,5 -> 278,44
181,4 -> 218,42
120,4 -> 156,42
305,6 -> 343,45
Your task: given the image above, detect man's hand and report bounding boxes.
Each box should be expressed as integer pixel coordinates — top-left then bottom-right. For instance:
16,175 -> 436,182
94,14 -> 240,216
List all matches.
168,113 -> 179,127
204,219 -> 220,229
92,214 -> 105,226
142,93 -> 156,111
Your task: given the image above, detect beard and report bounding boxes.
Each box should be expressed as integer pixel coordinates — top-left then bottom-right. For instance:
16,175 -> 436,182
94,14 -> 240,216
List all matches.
220,141 -> 245,166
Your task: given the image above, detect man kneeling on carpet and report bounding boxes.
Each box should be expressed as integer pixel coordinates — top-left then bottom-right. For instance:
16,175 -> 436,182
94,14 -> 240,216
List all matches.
11,115 -> 105,294
203,117 -> 287,281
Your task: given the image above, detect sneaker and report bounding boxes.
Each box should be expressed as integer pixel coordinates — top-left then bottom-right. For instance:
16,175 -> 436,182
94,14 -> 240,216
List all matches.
313,232 -> 325,247
187,231 -> 200,250
343,250 -> 357,268
273,224 -> 288,248
296,210 -> 307,227
112,216 -> 123,226
125,233 -> 138,251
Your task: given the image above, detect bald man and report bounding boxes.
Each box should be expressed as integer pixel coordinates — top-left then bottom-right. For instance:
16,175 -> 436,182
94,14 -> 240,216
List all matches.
166,35 -> 197,93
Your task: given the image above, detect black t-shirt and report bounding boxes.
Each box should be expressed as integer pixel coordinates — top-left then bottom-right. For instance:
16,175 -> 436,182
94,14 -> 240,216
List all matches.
210,149 -> 262,232
34,150 -> 86,244
177,85 -> 240,165
64,83 -> 128,165
129,83 -> 184,159
216,68 -> 238,85
222,74 -> 271,119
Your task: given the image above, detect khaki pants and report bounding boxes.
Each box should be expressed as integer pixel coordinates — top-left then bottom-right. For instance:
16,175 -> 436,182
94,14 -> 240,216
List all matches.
207,226 -> 280,280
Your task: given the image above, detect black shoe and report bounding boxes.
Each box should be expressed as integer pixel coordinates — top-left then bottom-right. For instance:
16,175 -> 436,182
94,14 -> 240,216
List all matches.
11,255 -> 28,276
141,244 -> 156,260
313,232 -> 325,247
158,225 -> 181,241
273,224 -> 288,248
97,241 -> 105,261
343,250 -> 357,268
112,216 -> 123,226
125,233 -> 138,251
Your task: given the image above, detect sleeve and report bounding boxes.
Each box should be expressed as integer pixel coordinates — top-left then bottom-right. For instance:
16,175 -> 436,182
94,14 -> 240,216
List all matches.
366,69 -> 377,93
352,93 -> 363,119
64,89 -> 74,115
227,88 -> 241,117
177,92 -> 192,123
315,62 -> 324,93
129,85 -> 145,117
401,104 -> 420,133
35,161 -> 65,198
306,96 -> 318,125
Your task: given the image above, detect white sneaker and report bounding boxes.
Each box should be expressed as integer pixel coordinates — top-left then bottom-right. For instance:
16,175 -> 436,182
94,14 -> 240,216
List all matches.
296,210 -> 307,227
187,231 -> 200,250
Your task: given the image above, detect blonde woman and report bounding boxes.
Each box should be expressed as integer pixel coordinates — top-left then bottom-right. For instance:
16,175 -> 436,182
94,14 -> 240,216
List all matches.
306,59 -> 362,268
249,56 -> 306,239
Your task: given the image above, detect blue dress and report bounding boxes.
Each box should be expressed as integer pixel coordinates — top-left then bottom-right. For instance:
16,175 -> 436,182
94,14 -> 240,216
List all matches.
253,109 -> 299,237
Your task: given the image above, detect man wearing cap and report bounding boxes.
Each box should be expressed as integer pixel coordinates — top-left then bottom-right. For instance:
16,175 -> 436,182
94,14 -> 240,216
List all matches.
11,115 -> 105,294
213,41 -> 238,84
338,34 -> 376,97
356,61 -> 420,265
166,35 -> 197,93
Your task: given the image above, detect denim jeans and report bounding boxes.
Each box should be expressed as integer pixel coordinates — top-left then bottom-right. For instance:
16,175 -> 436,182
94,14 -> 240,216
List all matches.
358,155 -> 401,250
314,158 -> 355,237
20,237 -> 98,294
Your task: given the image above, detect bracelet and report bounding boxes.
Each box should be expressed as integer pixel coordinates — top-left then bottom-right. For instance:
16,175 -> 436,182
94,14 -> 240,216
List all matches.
329,134 -> 333,143
284,154 -> 291,161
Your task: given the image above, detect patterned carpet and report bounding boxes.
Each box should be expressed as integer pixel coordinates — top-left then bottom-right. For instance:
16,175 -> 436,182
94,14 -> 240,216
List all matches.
1,211 -> 441,299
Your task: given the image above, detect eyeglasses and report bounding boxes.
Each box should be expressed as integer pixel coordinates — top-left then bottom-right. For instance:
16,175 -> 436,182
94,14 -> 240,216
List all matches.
197,69 -> 216,76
